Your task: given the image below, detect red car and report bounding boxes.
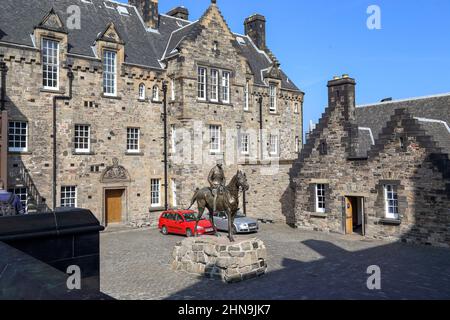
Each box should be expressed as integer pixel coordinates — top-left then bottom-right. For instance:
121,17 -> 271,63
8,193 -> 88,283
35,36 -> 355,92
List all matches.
158,210 -> 215,237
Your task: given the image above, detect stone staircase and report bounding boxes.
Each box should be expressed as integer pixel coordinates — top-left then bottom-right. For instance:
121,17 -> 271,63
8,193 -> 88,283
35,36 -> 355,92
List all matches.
10,160 -> 50,213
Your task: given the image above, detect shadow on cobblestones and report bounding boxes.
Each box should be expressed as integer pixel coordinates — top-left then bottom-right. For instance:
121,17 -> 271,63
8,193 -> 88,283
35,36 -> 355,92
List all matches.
164,239 -> 450,300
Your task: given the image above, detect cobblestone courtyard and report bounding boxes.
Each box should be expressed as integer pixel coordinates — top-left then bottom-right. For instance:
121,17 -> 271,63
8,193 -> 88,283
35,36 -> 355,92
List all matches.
100,224 -> 450,300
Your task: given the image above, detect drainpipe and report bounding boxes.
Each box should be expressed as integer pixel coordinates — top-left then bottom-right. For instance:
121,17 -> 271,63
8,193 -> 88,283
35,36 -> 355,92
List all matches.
0,61 -> 8,189
258,96 -> 263,161
162,81 -> 169,211
52,69 -> 74,212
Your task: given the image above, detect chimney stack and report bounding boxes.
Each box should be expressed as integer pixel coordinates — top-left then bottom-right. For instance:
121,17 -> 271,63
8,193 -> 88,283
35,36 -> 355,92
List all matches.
129,0 -> 159,29
244,14 -> 266,50
167,6 -> 189,21
327,75 -> 356,121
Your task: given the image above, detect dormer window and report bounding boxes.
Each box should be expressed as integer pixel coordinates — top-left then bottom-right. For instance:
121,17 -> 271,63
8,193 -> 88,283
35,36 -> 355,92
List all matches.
152,85 -> 159,101
42,38 -> 59,90
103,50 -> 117,96
139,83 -> 146,100
269,84 -> 277,113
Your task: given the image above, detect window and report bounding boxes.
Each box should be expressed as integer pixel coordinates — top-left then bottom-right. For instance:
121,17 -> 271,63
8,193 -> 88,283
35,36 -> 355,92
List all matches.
8,121 -> 28,152
384,185 -> 399,219
8,187 -> 28,212
244,81 -> 250,111
61,186 -> 77,208
319,140 -> 328,155
42,38 -> 59,89
127,128 -> 140,153
151,179 -> 161,207
197,67 -> 207,100
209,125 -> 221,153
210,69 -> 219,102
74,125 -> 90,153
152,85 -> 159,101
139,83 -> 146,100
269,134 -> 278,156
222,71 -> 230,103
295,136 -> 300,153
172,179 -> 177,208
171,79 -> 175,101
315,184 -> 326,213
103,50 -> 117,96
241,133 -> 250,155
171,124 -> 177,154
269,84 -> 277,113
294,102 -> 299,114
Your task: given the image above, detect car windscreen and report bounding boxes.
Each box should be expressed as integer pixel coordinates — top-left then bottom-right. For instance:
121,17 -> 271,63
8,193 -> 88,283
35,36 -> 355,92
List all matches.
183,213 -> 199,222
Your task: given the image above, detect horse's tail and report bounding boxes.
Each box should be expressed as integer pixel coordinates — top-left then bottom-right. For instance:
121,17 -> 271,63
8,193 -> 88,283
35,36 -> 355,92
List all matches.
187,188 -> 200,210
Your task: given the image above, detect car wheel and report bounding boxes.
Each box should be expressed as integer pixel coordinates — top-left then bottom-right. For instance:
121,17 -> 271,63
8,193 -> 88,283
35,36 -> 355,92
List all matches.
186,228 -> 193,237
161,226 -> 168,235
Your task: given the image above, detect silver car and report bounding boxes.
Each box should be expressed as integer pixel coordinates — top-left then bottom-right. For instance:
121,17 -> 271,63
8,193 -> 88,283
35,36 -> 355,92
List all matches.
210,211 -> 259,234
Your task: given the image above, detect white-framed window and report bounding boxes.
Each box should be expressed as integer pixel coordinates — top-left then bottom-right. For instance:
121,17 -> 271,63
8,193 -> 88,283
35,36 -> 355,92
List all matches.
8,187 -> 28,212
151,179 -> 161,207
8,121 -> 28,152
127,127 -> 140,153
222,71 -> 230,103
198,67 -> 207,100
74,125 -> 90,153
103,50 -> 117,96
244,81 -> 250,111
152,85 -> 159,101
241,133 -> 250,155
42,38 -> 59,89
295,136 -> 300,153
171,79 -> 175,101
269,84 -> 277,113
384,185 -> 399,219
171,124 -> 177,154
315,184 -> 326,213
269,134 -> 278,156
61,186 -> 77,208
210,69 -> 219,102
139,83 -> 146,100
294,102 -> 299,113
209,125 -> 221,153
172,179 -> 177,208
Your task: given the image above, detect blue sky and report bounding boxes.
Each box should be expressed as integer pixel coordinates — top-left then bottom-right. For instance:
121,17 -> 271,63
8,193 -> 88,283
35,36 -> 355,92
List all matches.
121,0 -> 450,135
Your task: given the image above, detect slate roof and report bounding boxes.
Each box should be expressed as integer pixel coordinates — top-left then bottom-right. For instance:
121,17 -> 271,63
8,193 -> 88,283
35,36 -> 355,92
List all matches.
355,93 -> 450,156
0,0 -> 301,91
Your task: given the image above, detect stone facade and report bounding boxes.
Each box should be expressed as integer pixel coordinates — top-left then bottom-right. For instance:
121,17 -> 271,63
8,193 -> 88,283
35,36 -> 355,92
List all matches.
292,76 -> 450,247
0,0 -> 303,226
171,236 -> 267,283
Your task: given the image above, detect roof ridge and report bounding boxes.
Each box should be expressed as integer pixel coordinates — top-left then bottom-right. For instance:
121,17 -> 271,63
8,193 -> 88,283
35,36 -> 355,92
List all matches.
357,92 -> 450,108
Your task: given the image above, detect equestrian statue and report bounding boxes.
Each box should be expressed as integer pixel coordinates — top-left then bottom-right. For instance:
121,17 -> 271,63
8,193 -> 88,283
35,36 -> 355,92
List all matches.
187,163 -> 249,242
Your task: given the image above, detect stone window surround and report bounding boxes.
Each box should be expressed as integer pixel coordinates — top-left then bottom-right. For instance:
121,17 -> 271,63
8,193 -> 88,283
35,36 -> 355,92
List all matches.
138,83 -> 146,100
375,180 -> 405,224
102,49 -> 118,97
41,38 -> 60,91
307,181 -> 331,217
150,178 -> 161,208
269,83 -> 277,114
8,120 -> 29,153
196,64 -> 233,105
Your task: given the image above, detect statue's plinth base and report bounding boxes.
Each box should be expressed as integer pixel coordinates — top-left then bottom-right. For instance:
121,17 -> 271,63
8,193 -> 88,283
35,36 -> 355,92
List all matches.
171,236 -> 267,283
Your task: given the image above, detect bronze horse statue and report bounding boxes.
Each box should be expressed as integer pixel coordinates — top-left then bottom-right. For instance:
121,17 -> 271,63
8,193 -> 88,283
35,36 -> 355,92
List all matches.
187,170 -> 249,242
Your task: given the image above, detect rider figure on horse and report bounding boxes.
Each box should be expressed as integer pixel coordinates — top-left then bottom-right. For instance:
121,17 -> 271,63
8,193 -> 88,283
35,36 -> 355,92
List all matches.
208,162 -> 225,214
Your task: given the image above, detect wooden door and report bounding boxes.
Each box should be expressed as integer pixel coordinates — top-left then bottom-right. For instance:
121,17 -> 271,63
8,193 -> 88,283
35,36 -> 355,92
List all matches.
106,189 -> 123,224
345,197 -> 353,234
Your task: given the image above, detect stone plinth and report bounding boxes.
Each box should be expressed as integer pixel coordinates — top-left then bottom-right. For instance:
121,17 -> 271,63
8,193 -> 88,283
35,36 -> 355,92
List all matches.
171,236 -> 267,283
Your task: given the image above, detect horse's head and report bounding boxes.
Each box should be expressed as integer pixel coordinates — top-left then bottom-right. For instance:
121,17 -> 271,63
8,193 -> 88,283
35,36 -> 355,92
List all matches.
236,170 -> 249,192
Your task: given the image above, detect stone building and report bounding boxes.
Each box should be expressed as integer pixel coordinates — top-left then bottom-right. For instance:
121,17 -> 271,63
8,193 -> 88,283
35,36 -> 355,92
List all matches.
292,76 -> 450,247
0,0 -> 303,226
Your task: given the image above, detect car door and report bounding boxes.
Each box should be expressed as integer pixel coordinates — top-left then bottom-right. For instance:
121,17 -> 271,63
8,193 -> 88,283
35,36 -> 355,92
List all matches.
173,214 -> 185,235
166,213 -> 176,233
